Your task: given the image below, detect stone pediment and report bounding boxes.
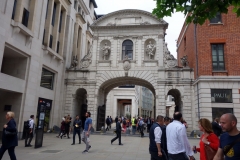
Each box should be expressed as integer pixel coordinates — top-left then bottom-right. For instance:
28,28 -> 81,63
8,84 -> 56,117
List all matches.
91,9 -> 168,28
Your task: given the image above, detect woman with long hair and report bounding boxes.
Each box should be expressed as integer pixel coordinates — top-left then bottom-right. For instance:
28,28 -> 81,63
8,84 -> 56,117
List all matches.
194,118 -> 219,160
0,112 -> 18,160
61,117 -> 70,138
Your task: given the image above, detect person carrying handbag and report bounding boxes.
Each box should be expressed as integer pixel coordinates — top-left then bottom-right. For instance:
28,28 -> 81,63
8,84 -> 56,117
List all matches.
0,112 -> 18,160
193,118 -> 219,160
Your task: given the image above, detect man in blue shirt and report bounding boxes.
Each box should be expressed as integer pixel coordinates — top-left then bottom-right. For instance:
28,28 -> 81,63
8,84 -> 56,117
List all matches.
213,113 -> 240,160
82,112 -> 92,153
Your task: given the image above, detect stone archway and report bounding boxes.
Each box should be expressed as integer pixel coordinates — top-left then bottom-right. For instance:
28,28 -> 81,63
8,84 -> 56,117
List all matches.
75,88 -> 88,128
167,89 -> 181,113
95,76 -> 156,131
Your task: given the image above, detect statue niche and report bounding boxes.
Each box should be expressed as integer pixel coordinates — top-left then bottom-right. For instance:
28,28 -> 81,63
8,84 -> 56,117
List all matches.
100,40 -> 111,60
145,39 -> 156,60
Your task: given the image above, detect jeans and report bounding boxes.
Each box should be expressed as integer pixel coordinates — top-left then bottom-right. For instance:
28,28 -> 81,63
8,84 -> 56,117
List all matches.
73,129 -> 81,144
132,126 -> 136,134
82,131 -> 91,151
25,129 -> 33,146
139,126 -> 144,137
0,146 -> 16,160
168,152 -> 189,160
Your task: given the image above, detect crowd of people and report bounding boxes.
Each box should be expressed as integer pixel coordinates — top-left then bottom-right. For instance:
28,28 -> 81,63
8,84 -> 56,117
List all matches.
149,112 -> 240,160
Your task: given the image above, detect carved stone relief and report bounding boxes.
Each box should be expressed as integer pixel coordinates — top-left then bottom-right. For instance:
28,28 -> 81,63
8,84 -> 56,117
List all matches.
69,55 -> 78,69
145,39 -> 156,60
80,45 -> 92,68
164,50 -> 177,68
123,56 -> 131,76
180,55 -> 189,68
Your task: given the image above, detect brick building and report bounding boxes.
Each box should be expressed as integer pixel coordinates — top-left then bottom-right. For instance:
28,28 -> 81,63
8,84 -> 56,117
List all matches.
177,6 -> 240,125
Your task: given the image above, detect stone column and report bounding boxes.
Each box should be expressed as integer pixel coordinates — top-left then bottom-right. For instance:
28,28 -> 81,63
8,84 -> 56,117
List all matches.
13,0 -> 24,23
158,34 -> 164,67
52,2 -> 61,52
137,37 -> 142,66
28,0 -> 38,31
59,10 -> 67,56
73,23 -> 79,56
44,0 -> 54,46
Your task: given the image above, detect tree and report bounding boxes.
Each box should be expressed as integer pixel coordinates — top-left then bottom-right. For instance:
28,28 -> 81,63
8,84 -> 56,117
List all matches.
152,0 -> 240,25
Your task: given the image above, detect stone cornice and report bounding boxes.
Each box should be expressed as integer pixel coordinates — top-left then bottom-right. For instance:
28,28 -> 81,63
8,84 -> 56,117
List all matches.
193,76 -> 240,85
92,9 -> 168,27
91,24 -> 166,30
76,13 -> 86,24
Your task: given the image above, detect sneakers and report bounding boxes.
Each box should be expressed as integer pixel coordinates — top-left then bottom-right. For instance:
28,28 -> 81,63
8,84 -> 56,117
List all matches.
88,145 -> 91,150
82,150 -> 88,154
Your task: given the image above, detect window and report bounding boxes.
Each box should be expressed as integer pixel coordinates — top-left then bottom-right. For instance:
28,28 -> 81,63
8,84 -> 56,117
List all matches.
49,35 -> 53,48
52,3 -> 57,26
74,0 -> 77,10
78,6 -> 81,13
122,40 -> 133,60
59,11 -> 63,32
212,108 -> 233,121
22,8 -> 29,27
40,68 -> 55,90
210,12 -> 222,23
45,0 -> 49,19
42,29 -> 45,45
212,44 -> 225,70
211,89 -> 232,103
12,0 -> 17,20
56,41 -> 60,53
184,37 -> 186,49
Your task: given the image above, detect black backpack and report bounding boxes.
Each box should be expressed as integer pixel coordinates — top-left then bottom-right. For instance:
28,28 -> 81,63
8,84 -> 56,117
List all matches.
24,120 -> 30,130
134,119 -> 138,124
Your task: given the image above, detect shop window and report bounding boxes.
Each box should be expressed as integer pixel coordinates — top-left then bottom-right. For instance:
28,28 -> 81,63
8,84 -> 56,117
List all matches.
212,108 -> 233,120
12,0 -> 17,20
210,12 -> 222,23
211,89 -> 232,103
122,40 -> 133,60
211,44 -> 225,71
40,68 -> 55,90
22,8 -> 29,27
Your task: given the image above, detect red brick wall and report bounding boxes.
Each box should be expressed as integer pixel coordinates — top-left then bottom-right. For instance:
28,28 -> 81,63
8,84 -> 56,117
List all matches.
177,6 -> 240,78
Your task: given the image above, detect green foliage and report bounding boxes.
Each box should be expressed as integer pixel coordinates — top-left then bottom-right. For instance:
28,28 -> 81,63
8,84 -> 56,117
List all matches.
152,0 -> 240,25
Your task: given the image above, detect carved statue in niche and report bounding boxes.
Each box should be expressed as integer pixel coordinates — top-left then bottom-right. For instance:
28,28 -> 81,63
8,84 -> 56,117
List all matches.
101,43 -> 111,60
146,41 -> 156,59
181,55 -> 189,67
69,55 -> 78,69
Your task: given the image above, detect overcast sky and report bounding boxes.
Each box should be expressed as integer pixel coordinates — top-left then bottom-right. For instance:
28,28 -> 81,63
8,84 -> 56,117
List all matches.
94,0 -> 186,58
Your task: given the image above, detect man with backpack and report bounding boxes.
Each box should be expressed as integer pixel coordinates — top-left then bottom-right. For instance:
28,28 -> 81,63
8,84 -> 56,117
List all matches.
25,115 -> 34,147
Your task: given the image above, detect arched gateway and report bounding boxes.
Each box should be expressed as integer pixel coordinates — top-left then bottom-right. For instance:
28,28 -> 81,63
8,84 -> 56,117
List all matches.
65,10 -> 196,131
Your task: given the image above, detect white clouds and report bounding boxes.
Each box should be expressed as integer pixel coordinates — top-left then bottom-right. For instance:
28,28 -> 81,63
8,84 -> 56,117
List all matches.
95,0 -> 185,58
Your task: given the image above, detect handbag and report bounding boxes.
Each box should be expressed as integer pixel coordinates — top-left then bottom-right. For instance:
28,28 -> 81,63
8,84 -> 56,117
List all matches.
204,144 -> 217,160
4,128 -> 18,137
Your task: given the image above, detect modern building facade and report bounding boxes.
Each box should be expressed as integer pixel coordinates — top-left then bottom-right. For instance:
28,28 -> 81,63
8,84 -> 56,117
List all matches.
177,6 -> 240,128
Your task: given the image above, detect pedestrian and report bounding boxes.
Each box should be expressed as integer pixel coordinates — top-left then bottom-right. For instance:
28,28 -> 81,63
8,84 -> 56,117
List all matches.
115,116 -> 118,123
105,116 -> 110,131
212,117 -> 222,137
139,117 -> 144,137
82,112 -> 92,153
71,115 -> 82,145
59,118 -> 65,138
166,112 -> 194,160
194,118 -> 219,160
56,117 -> 65,138
109,116 -> 113,129
122,118 -> 127,133
0,112 -> 18,160
25,115 -> 34,147
213,113 -> 240,160
164,117 -> 171,126
60,117 -> 70,138
131,116 -> 137,135
149,115 -> 168,160
111,118 -> 123,145
147,116 -> 152,133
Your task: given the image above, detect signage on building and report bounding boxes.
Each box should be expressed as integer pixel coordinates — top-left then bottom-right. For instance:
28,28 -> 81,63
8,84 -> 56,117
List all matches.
211,89 -> 232,103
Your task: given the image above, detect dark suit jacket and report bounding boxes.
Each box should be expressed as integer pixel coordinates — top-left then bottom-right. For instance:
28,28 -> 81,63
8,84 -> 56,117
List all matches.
212,121 -> 222,137
2,119 -> 18,148
116,121 -> 121,133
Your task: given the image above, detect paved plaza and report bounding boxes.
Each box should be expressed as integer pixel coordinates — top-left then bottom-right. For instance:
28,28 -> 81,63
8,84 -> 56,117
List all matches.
1,133 -> 200,160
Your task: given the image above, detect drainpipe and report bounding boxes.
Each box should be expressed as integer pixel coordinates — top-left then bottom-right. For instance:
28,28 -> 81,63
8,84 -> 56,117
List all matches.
194,21 -> 200,120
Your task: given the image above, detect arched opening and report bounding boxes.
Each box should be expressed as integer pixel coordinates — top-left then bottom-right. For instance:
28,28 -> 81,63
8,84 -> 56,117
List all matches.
75,88 -> 88,129
122,40 -> 133,60
167,89 -> 181,114
96,77 -> 156,131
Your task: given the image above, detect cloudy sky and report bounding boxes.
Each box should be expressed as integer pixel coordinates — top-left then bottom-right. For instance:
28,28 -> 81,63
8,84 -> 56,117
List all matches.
94,0 -> 186,58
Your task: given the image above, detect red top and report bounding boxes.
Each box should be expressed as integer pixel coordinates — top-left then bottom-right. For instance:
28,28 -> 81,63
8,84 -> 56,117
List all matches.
196,133 -> 219,160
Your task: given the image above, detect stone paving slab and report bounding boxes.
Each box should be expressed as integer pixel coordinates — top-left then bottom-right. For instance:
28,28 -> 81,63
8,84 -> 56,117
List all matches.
1,133 -> 200,160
